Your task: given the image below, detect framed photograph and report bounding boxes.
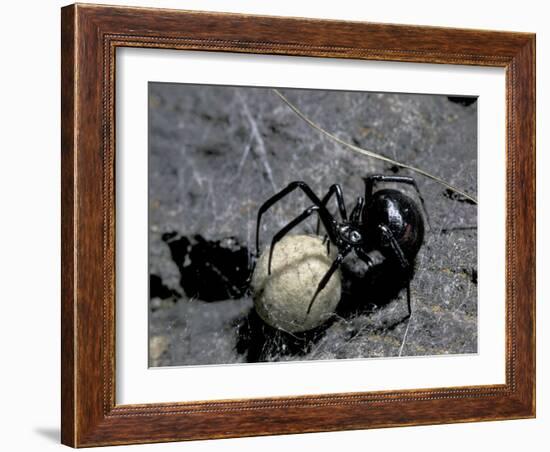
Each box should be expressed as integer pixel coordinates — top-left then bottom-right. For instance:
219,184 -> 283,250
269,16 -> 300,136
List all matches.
61,3 -> 535,447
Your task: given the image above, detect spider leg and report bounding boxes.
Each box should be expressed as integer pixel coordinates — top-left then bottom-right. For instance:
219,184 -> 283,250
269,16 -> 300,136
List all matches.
364,175 -> 431,228
406,280 -> 412,318
268,205 -> 322,274
321,234 -> 331,256
378,224 -> 413,316
349,196 -> 365,224
256,181 -> 337,255
306,246 -> 352,315
316,184 -> 348,235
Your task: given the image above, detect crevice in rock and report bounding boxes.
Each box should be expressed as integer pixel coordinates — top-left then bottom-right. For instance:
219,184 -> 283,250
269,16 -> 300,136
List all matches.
162,232 -> 253,302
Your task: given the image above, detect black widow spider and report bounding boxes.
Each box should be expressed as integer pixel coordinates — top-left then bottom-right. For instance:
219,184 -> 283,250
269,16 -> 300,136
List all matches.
255,175 -> 429,318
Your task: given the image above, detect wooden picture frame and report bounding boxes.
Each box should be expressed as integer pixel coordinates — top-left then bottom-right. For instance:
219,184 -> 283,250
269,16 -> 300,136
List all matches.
61,3 -> 535,447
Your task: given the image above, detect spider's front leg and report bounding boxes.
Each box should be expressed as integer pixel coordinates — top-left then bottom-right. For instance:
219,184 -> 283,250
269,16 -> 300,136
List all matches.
306,245 -> 352,315
267,205 -> 321,274
255,181 -> 338,256
315,184 -> 348,235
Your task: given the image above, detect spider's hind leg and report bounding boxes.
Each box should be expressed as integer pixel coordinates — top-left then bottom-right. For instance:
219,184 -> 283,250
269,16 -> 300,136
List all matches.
378,224 -> 414,317
405,280 -> 412,318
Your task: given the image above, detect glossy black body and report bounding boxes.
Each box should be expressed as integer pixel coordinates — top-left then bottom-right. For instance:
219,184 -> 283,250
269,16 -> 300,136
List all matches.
365,189 -> 425,260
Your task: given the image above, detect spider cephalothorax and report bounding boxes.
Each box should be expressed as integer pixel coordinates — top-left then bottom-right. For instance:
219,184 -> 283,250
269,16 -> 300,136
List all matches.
256,174 -> 428,317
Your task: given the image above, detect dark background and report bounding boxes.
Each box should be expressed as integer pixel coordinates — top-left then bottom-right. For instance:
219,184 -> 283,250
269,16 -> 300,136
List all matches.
148,83 -> 478,366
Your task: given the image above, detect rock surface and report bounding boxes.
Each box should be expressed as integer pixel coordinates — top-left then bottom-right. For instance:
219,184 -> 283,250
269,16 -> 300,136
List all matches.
148,83 -> 478,366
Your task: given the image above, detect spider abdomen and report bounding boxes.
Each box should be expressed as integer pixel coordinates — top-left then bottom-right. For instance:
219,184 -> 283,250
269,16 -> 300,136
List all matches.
365,188 -> 425,259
